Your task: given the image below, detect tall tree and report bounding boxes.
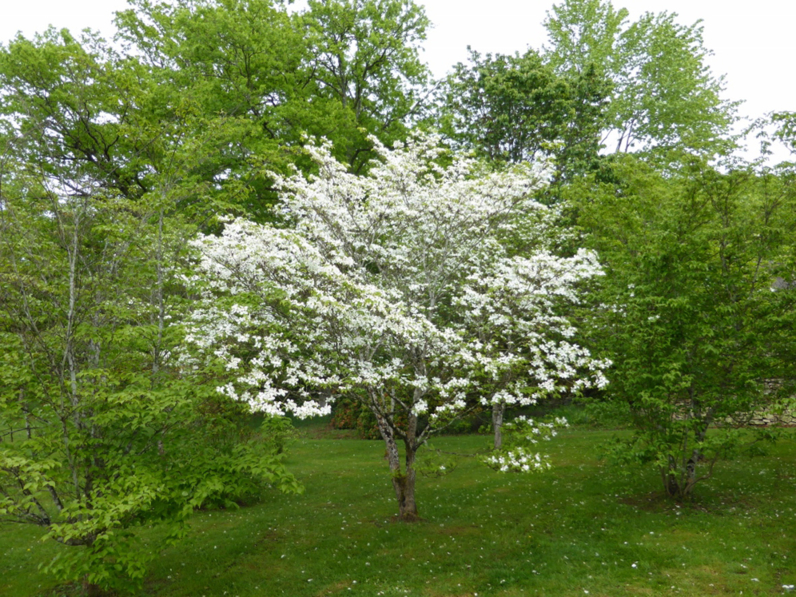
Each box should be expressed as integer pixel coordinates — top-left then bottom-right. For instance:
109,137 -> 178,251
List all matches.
0,22 -> 302,591
301,0 -> 431,172
115,0 -> 432,193
0,30 -> 153,201
115,0 -> 315,221
544,0 -> 738,156
0,156 -> 299,593
438,48 -> 609,181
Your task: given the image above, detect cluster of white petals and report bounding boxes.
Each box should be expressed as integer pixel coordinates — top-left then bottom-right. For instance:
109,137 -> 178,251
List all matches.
484,415 -> 568,473
483,448 -> 551,473
182,133 -> 607,443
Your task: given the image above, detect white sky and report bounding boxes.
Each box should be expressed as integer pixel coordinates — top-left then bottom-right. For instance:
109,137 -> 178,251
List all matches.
2,0 -> 795,153
422,0 -> 796,122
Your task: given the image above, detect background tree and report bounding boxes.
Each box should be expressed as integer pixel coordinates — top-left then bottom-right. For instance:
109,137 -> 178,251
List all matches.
0,26 -> 243,227
0,160 -> 300,592
302,0 -> 431,173
544,0 -> 738,156
574,155 -> 796,499
438,48 -> 609,182
112,0 -> 432,222
114,0 -> 318,222
0,29 -> 154,201
0,25 -> 303,589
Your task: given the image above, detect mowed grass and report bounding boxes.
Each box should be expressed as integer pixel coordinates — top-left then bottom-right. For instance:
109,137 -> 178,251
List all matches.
2,424 -> 795,596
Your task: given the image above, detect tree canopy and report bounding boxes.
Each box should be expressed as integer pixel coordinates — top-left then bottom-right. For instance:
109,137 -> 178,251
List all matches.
544,0 -> 738,156
184,134 -> 607,520
573,155 -> 796,498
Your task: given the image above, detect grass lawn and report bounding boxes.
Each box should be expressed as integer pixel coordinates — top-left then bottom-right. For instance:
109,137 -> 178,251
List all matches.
2,423 -> 795,596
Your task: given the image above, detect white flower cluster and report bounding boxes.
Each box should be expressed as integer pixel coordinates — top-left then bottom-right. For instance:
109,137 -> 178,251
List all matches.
484,415 -> 569,473
455,249 -> 610,403
182,132 -> 606,435
483,448 -> 552,473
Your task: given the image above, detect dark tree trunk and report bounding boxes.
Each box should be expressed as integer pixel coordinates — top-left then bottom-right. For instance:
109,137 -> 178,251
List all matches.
82,537 -> 107,596
83,579 -> 107,597
662,459 -> 681,499
391,467 -> 419,522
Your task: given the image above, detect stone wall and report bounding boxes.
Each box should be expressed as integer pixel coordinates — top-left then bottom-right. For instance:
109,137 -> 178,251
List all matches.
748,409 -> 796,427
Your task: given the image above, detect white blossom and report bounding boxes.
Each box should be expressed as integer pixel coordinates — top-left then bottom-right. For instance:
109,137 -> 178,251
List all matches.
182,132 -> 606,454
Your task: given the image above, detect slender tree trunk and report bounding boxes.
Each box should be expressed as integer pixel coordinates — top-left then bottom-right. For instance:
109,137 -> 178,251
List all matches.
492,403 -> 504,450
64,208 -> 83,502
375,412 -> 420,522
83,579 -> 106,597
662,456 -> 681,499
75,533 -> 106,596
21,390 -> 32,439
152,209 -> 165,379
683,416 -> 710,498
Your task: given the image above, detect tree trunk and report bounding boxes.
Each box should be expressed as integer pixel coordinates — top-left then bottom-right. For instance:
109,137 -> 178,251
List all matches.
492,403 -> 504,450
682,413 -> 711,498
662,456 -> 682,499
82,536 -> 106,596
375,411 -> 420,522
391,466 -> 419,522
82,579 -> 107,597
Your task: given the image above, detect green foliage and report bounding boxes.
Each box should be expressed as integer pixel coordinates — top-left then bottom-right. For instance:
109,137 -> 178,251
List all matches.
330,397 -> 382,440
257,415 -> 299,456
544,0 -> 738,156
412,442 -> 458,477
2,1 -> 794,590
302,0 -> 431,172
580,399 -> 633,428
0,29 -> 153,200
0,156 -> 299,592
575,154 -> 796,498
0,0 -> 433,227
114,0 -> 312,222
438,48 -> 608,182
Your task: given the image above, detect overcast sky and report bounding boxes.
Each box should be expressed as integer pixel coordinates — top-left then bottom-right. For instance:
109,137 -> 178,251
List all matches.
2,0 -> 794,152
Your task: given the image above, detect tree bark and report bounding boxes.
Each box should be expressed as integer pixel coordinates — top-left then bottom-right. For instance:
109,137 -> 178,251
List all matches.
492,403 -> 504,450
391,466 -> 419,522
83,579 -> 107,597
375,411 -> 420,521
662,456 -> 682,499
81,535 -> 107,597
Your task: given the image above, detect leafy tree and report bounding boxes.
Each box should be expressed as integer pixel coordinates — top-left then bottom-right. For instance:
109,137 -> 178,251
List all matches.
112,0 -> 432,219
768,111 -> 796,163
0,29 -> 155,201
2,0 -> 431,223
302,0 -> 432,172
0,89 -> 299,595
438,48 -> 609,181
575,155 -> 796,499
544,0 -> 738,156
0,178 -> 299,594
184,134 -> 607,520
0,27 -> 239,227
113,0 -> 316,222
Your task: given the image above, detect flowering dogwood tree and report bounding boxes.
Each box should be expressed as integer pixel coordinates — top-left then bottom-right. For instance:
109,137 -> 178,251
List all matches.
185,134 -> 607,520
